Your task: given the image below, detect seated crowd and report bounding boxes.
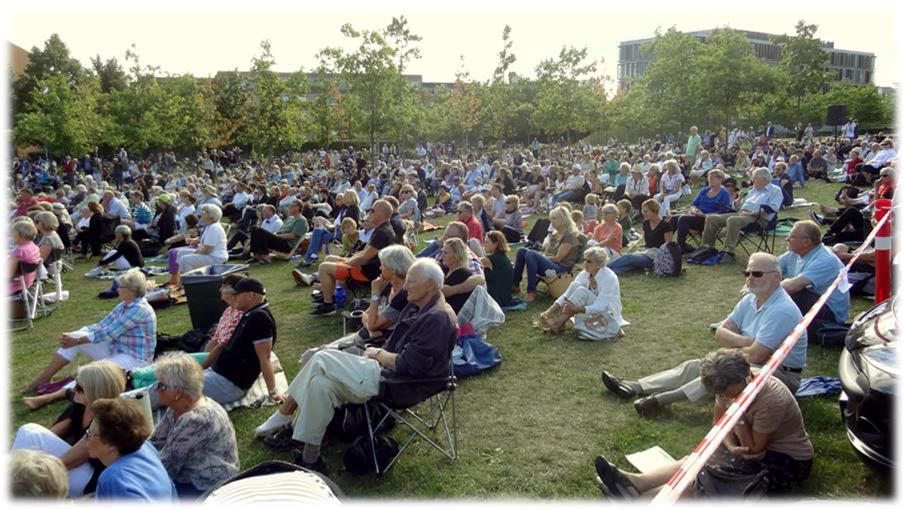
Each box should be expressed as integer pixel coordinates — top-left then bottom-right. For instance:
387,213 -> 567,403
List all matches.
8,127 -> 895,500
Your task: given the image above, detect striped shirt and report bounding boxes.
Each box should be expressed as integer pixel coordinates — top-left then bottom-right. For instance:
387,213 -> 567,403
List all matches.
87,297 -> 157,362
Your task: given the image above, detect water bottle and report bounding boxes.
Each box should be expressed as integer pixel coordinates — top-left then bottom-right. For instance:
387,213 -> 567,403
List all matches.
335,285 -> 346,309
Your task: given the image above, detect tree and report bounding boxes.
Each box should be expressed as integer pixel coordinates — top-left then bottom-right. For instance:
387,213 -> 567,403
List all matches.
91,55 -> 128,93
483,25 -> 520,142
14,73 -> 103,157
239,41 -> 308,157
317,17 -> 423,149
771,20 -> 832,125
533,46 -> 599,143
13,34 -> 88,117
209,69 -> 251,148
632,28 -> 704,136
443,56 -> 483,147
696,28 -> 778,139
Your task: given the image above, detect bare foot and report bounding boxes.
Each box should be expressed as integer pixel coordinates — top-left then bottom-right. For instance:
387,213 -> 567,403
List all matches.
22,395 -> 48,410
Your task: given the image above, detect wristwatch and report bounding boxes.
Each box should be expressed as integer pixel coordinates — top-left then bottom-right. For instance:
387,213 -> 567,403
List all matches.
370,294 -> 381,302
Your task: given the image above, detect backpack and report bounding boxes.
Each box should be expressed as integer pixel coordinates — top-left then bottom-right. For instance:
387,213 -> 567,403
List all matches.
694,464 -> 769,499
652,241 -> 682,277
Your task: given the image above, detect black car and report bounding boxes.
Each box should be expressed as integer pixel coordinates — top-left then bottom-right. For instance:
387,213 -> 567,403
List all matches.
838,298 -> 896,470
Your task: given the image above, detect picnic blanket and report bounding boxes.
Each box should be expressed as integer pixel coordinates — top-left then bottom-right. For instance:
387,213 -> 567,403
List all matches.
794,376 -> 842,398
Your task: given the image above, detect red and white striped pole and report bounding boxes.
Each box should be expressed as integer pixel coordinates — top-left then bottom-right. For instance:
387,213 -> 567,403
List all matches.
872,199 -> 892,303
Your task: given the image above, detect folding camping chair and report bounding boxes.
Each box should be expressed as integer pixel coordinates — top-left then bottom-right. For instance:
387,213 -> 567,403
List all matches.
10,261 -> 45,331
737,206 -> 780,256
363,365 -> 458,474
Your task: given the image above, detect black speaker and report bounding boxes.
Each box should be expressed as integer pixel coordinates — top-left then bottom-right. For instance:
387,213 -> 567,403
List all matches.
827,104 -> 848,126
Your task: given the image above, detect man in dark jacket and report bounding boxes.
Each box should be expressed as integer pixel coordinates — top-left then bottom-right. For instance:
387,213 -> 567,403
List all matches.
258,258 -> 457,472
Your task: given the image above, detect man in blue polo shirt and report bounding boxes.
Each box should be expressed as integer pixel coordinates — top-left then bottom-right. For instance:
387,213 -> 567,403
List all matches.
600,252 -> 807,416
778,220 -> 850,339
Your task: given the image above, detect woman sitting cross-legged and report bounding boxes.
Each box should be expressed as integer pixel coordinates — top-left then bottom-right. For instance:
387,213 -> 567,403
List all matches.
149,352 -> 239,499
23,269 -> 156,393
594,348 -> 813,500
12,360 -> 125,497
538,246 -> 627,340
512,206 -> 580,302
606,198 -> 673,275
97,224 -> 144,271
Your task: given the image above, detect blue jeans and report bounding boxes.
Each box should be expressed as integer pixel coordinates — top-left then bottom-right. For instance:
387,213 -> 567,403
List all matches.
607,253 -> 653,274
416,240 -> 440,258
303,227 -> 341,260
550,190 -> 576,208
513,248 -> 567,292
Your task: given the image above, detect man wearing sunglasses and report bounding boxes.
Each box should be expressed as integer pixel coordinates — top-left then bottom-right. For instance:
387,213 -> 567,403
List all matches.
601,252 -> 807,416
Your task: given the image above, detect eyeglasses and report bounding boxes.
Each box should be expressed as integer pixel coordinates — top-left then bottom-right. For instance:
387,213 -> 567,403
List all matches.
74,383 -> 84,393
153,381 -> 179,392
84,428 -> 98,439
743,270 -> 776,278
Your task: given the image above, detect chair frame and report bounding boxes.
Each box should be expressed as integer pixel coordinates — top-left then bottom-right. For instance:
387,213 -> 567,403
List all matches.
737,207 -> 780,256
363,371 -> 458,475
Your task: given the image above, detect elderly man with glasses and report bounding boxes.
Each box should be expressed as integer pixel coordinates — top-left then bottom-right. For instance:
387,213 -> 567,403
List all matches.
778,220 -> 850,340
599,252 -> 807,416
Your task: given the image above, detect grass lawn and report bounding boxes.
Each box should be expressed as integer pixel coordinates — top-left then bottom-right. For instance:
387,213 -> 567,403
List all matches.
9,180 -> 892,499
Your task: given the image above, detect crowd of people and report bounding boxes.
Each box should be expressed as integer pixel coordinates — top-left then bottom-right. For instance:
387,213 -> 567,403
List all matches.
8,123 -> 896,500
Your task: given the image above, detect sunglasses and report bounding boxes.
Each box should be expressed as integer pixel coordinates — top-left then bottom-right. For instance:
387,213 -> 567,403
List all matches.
74,383 -> 84,393
743,270 -> 776,278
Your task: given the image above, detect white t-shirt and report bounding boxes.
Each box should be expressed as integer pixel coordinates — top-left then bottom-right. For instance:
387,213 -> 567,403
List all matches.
200,223 -> 228,261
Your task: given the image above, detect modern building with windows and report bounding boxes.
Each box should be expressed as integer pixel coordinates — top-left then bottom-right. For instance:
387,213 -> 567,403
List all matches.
617,28 -> 875,91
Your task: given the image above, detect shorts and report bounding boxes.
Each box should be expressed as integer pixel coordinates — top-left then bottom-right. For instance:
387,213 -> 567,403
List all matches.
335,263 -> 369,282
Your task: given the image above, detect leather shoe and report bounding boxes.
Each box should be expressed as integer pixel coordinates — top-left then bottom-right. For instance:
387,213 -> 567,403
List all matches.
291,450 -> 330,476
594,455 -> 636,500
809,211 -> 827,225
633,395 -> 661,416
600,371 -> 636,399
262,425 -> 304,452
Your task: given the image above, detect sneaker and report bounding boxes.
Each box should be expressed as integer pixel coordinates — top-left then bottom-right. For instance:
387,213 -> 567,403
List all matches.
309,302 -> 336,317
262,425 -> 303,452
709,321 -> 723,331
291,450 -> 330,475
311,290 -> 324,303
298,257 -> 318,268
255,411 -> 294,438
717,251 -> 736,264
292,270 -> 315,287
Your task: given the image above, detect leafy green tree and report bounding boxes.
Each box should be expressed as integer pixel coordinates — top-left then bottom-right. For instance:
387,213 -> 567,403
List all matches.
13,34 -> 89,117
91,55 -> 128,93
14,73 -> 103,157
771,20 -> 832,125
209,69 -> 251,148
239,41 -> 307,157
444,56 -> 483,147
533,46 -> 599,143
696,28 -> 778,139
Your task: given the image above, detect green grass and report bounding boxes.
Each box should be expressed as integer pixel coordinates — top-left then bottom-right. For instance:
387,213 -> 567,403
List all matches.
9,180 -> 892,499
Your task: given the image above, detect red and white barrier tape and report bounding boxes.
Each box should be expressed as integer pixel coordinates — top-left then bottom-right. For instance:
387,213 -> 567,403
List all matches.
652,208 -> 893,504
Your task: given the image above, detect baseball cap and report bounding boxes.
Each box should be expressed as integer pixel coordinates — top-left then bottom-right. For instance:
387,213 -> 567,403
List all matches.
232,278 -> 266,295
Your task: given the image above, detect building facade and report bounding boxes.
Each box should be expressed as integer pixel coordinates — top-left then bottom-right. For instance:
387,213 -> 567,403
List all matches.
617,29 -> 875,91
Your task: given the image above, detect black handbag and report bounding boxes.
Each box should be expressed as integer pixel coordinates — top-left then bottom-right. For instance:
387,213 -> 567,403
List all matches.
694,463 -> 770,499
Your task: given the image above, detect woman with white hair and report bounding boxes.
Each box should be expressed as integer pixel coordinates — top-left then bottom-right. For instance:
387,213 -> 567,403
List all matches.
9,449 -> 69,498
97,224 -> 144,270
149,352 -> 239,498
23,269 -> 156,392
655,159 -> 686,217
512,206 -> 581,302
166,204 -> 228,287
538,246 -> 627,340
